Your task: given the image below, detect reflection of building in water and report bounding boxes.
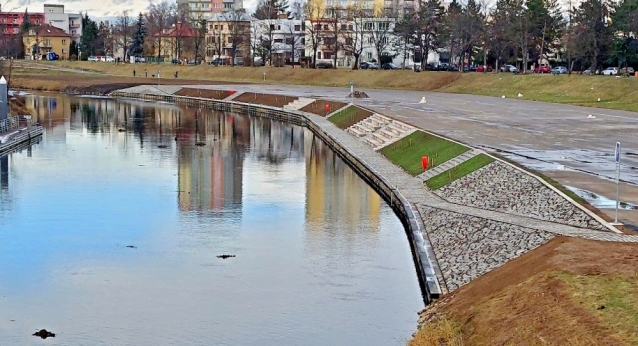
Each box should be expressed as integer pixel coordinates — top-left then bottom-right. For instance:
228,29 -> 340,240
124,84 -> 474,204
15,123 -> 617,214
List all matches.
177,110 -> 250,212
304,132 -> 381,235
0,156 -> 8,191
250,116 -> 305,164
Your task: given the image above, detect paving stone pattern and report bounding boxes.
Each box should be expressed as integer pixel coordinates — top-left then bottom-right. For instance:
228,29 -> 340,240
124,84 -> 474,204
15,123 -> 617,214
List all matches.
419,206 -> 555,290
435,161 -> 609,232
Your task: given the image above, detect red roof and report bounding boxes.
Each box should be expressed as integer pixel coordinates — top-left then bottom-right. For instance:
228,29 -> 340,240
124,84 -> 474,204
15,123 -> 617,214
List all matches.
154,22 -> 198,38
30,24 -> 71,37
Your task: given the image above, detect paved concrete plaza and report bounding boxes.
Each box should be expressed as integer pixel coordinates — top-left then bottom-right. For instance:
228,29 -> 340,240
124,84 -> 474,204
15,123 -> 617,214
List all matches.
181,83 -> 638,226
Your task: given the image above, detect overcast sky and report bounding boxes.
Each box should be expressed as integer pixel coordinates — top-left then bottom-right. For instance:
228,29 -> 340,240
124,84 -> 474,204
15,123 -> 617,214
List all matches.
9,0 -> 261,20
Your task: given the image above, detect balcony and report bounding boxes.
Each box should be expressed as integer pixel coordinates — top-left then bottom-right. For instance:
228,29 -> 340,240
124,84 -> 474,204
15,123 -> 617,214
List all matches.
69,23 -> 80,28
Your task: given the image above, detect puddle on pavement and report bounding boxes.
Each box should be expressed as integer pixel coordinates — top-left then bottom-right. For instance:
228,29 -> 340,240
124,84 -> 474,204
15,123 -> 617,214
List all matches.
565,186 -> 637,210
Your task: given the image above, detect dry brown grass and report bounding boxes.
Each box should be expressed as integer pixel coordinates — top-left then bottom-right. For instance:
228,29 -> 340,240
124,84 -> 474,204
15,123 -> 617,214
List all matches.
412,237 -> 638,346
35,61 -> 638,112
409,317 -> 466,346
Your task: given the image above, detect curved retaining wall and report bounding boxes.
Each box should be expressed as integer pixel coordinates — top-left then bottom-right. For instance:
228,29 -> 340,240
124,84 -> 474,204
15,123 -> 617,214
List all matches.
111,90 -> 441,304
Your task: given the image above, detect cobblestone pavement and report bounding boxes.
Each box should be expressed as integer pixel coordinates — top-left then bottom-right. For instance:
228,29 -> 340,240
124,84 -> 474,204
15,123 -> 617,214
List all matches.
418,206 -> 555,290
435,161 -> 609,231
114,85 -> 638,293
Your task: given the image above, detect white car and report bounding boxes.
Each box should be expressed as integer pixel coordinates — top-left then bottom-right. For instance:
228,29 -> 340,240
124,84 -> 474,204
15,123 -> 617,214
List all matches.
501,64 -> 519,73
87,56 -> 99,62
104,56 -> 115,62
602,67 -> 618,75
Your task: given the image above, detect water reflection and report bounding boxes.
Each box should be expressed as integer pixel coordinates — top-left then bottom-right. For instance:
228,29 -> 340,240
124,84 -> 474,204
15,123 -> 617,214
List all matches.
0,94 -> 422,346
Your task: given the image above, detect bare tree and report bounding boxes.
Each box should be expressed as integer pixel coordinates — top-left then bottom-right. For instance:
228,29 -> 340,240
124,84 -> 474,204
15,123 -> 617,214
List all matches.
325,6 -> 344,68
222,10 -> 251,66
193,18 -> 207,63
342,9 -> 365,69
147,0 -> 177,63
115,10 -> 133,61
283,20 -> 304,65
369,17 -> 396,65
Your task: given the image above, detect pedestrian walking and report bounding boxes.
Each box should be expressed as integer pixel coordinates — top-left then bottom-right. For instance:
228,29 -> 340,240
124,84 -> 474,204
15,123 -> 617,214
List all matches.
133,69 -> 136,77
145,69 -> 147,77
174,71 -> 178,79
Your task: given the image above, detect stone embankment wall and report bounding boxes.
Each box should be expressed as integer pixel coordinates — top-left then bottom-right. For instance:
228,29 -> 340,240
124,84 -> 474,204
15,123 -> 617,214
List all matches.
434,161 -> 609,232
419,206 -> 555,290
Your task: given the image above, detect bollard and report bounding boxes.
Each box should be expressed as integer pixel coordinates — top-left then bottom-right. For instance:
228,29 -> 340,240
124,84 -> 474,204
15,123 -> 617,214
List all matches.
0,76 -> 7,121
421,156 -> 428,170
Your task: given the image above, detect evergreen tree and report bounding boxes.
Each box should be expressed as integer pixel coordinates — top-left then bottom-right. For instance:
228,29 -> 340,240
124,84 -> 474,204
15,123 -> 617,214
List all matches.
70,40 -> 79,57
79,13 -> 99,58
20,9 -> 33,34
569,0 -> 613,71
129,13 -> 147,58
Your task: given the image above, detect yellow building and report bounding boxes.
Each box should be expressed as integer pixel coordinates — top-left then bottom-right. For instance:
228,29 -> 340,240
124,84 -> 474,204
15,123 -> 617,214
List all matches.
22,24 -> 71,60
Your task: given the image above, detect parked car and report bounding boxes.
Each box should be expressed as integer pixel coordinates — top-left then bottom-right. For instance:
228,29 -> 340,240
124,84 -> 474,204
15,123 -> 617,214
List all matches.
619,67 -> 635,75
551,66 -> 568,74
134,56 -> 145,63
366,62 -> 379,70
171,59 -> 180,65
381,63 -> 398,70
534,64 -> 551,73
87,56 -> 99,62
500,64 -> 519,73
235,60 -> 244,66
315,61 -> 333,69
210,58 -> 227,66
602,67 -> 619,75
476,65 -> 493,72
463,65 -> 477,72
104,56 -> 115,62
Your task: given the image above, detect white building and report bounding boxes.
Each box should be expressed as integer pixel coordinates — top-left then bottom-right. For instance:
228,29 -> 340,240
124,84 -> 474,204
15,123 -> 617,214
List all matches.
177,0 -> 245,22
305,17 -> 439,68
43,4 -> 82,42
252,18 -> 305,66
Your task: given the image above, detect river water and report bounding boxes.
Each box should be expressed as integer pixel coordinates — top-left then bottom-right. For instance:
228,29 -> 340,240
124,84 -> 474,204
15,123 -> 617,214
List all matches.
0,94 -> 423,345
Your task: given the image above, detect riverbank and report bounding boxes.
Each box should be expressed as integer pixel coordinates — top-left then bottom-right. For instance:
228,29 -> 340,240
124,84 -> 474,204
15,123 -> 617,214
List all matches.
109,84 -> 638,345
411,237 -> 638,346
12,60 -> 638,112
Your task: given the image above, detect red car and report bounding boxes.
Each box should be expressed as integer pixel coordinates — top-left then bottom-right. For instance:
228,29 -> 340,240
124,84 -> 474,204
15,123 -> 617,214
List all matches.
534,65 -> 551,73
476,65 -> 493,72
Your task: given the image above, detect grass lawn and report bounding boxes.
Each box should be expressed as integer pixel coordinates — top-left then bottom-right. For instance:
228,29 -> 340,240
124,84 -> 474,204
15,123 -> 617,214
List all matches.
380,131 -> 469,175
558,272 -> 638,345
426,154 -> 495,190
14,61 -> 638,112
327,105 -> 373,129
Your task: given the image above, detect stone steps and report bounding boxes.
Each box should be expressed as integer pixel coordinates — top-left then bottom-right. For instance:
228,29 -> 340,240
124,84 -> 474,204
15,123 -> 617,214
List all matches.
417,150 -> 480,181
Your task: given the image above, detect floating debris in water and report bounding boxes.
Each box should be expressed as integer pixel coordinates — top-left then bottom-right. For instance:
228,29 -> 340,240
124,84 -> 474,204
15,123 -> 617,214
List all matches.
217,255 -> 236,259
195,142 -> 206,146
157,144 -> 168,148
33,329 -> 55,339
126,245 -> 137,249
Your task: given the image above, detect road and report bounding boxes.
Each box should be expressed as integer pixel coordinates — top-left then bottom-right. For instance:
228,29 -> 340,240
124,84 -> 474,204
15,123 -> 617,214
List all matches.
187,83 -> 638,226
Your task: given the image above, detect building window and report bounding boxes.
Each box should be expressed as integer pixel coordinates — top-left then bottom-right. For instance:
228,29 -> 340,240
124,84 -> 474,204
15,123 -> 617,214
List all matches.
13,18 -> 17,23
367,52 -> 372,60
62,48 -> 66,54
224,3 -> 233,8
294,25 -> 300,31
317,52 -> 321,59
62,39 -> 67,45
45,39 -> 51,46
340,24 -> 346,30
364,22 -> 373,30
379,22 -> 389,30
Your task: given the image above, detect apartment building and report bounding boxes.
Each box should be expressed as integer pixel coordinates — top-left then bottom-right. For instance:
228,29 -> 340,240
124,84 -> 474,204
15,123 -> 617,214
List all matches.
43,4 -> 82,42
252,17 -> 305,66
205,12 -> 251,64
177,0 -> 245,22
0,10 -> 45,35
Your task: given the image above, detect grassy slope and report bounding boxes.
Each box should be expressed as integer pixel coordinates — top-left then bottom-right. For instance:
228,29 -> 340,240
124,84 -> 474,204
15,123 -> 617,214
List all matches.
380,131 -> 469,175
411,237 -> 638,346
33,61 -> 638,112
327,105 -> 373,129
426,154 -> 495,190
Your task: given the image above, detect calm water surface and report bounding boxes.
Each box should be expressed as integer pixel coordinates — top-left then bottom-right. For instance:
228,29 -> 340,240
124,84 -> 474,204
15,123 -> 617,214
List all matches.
0,94 -> 422,345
